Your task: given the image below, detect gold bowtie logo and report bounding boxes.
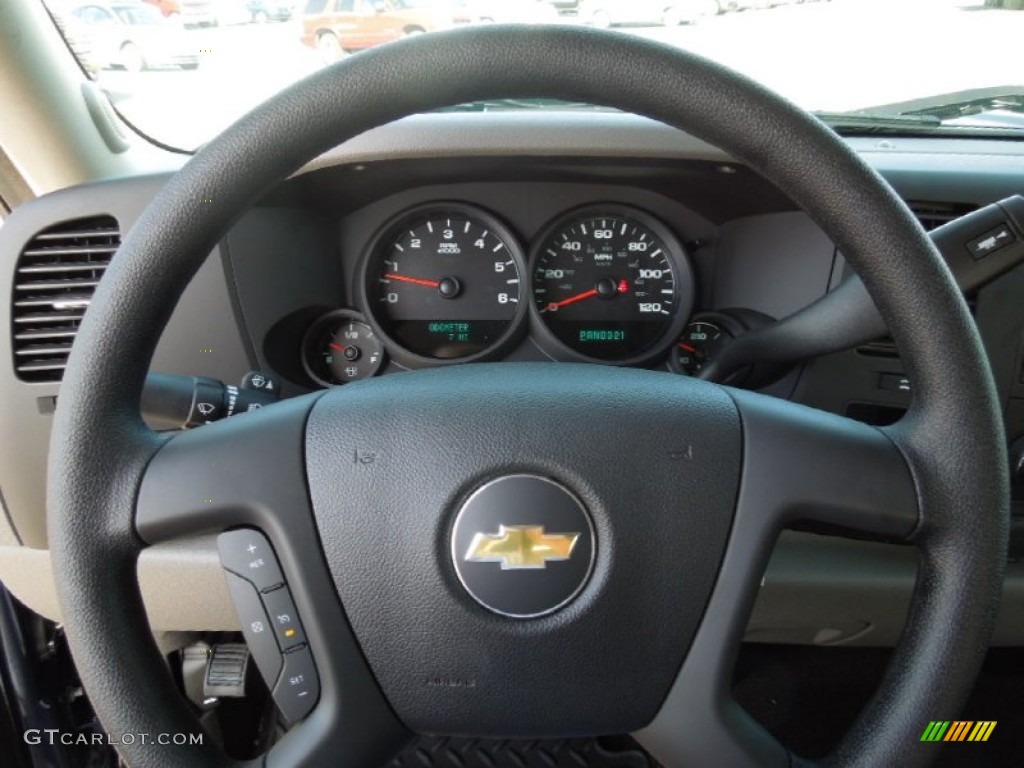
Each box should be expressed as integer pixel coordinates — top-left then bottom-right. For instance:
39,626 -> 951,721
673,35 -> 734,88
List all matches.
464,525 -> 580,570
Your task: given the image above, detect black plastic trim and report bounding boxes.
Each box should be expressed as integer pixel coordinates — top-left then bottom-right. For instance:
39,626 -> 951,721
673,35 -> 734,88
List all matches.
135,395 -> 410,766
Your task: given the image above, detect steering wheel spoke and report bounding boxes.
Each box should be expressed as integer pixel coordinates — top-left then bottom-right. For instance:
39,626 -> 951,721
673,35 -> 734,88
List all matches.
634,471 -> 792,767
630,393 -> 921,765
636,388 -> 920,765
730,389 -> 920,542
136,395 -> 321,544
135,394 -> 410,766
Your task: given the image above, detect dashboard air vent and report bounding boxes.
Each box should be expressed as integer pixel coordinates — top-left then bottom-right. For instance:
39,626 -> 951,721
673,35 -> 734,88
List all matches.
906,200 -> 978,232
858,297 -> 976,360
11,215 -> 120,383
856,205 -> 978,359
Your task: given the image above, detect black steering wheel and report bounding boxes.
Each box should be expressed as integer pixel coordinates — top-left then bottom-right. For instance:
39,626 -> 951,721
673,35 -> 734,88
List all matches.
47,25 -> 1008,768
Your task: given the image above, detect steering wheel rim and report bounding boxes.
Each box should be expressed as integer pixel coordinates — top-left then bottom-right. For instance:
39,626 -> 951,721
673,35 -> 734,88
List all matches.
47,24 -> 1008,768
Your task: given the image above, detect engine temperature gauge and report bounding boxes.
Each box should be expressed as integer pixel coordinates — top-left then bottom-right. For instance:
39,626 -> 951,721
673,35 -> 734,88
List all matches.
670,319 -> 733,376
302,310 -> 385,387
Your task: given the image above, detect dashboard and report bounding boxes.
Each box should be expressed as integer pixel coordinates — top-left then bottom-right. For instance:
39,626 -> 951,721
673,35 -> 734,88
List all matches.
300,194 -> 772,385
346,201 -> 690,373
2,112 -> 1024,644
234,150 -> 834,405
302,195 -> 717,384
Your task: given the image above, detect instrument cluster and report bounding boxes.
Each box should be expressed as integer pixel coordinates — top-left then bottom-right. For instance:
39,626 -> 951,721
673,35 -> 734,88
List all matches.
303,201 -> 703,385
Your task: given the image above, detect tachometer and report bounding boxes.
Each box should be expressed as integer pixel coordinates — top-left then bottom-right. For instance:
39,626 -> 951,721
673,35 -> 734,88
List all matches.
359,203 -> 527,367
530,205 -> 693,363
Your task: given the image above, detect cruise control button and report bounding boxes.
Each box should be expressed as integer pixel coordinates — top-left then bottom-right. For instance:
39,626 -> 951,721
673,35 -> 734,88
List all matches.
223,572 -> 282,687
218,529 -> 285,592
262,586 -> 307,651
272,646 -> 319,725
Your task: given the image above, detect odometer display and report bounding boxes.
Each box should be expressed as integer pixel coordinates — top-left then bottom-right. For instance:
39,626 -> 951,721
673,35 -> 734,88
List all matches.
360,204 -> 526,365
530,206 -> 693,363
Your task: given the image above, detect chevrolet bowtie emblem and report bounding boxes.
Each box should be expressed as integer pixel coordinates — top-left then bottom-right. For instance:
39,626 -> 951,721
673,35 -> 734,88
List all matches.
465,525 -> 580,570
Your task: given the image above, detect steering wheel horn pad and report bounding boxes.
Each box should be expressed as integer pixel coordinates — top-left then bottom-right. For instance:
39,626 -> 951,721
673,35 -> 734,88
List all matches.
49,24 -> 1008,768
307,364 -> 739,736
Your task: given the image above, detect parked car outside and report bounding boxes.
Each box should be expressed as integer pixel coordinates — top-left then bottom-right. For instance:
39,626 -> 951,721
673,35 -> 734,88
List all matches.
549,0 -> 580,14
578,0 -> 716,27
734,0 -> 780,9
548,0 -> 581,13
457,0 -> 559,24
142,0 -> 183,15
301,0 -> 458,62
204,0 -> 252,24
68,1 -> 199,70
733,0 -> 829,9
43,1 -> 103,73
248,0 -> 295,21
179,0 -> 217,25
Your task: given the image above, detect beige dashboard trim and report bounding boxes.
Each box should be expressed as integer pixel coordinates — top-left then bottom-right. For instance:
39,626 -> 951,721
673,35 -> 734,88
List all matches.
5,528 -> 1024,645
295,112 -> 1024,179
298,111 -> 736,174
0,536 -> 238,631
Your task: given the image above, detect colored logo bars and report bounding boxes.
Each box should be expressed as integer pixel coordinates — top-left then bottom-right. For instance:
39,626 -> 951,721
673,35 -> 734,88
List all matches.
920,721 -> 997,743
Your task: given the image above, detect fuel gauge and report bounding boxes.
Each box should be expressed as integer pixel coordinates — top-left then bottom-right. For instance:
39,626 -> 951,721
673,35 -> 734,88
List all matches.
302,310 -> 385,387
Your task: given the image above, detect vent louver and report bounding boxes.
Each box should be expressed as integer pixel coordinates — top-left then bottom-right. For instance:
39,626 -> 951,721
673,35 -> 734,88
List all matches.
856,201 -> 978,359
12,216 -> 120,383
906,200 -> 978,232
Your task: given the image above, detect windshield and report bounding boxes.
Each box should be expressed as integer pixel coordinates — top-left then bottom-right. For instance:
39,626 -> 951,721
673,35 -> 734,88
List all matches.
41,0 -> 1024,152
112,4 -> 164,25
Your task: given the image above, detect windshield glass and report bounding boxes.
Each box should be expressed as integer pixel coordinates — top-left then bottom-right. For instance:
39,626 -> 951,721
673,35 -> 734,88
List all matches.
112,4 -> 164,24
41,0 -> 1024,151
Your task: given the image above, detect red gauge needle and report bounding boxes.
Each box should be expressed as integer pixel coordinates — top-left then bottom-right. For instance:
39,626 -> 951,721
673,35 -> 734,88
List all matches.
329,343 -> 346,353
679,343 -> 698,353
384,273 -> 441,289
545,288 -> 599,312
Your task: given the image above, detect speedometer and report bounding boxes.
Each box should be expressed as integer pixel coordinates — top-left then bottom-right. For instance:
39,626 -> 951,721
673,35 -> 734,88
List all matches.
359,203 -> 527,367
530,205 -> 693,364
